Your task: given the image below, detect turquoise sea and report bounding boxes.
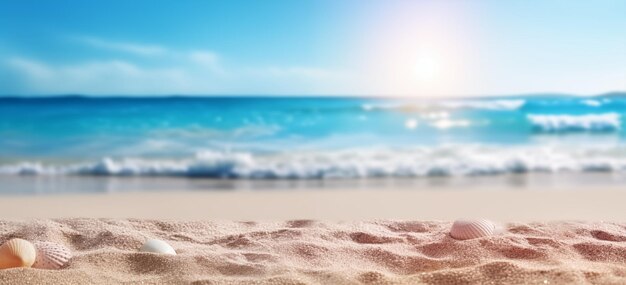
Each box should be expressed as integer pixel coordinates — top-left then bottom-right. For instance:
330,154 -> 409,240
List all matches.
1,93 -> 626,193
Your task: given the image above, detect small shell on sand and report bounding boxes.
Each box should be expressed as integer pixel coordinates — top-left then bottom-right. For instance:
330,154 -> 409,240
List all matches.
32,241 -> 72,270
0,238 -> 37,269
139,239 -> 176,255
450,219 -> 496,240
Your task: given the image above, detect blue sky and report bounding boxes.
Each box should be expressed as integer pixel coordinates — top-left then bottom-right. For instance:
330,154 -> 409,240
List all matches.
0,0 -> 624,96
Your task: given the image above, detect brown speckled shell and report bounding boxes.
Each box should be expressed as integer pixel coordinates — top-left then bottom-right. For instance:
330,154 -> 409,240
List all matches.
32,241 -> 72,270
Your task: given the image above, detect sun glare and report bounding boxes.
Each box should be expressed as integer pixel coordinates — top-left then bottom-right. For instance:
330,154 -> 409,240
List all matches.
414,53 -> 441,82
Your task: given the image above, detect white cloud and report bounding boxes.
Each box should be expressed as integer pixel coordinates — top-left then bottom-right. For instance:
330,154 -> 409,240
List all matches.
189,51 -> 219,65
6,57 -> 191,94
7,58 -> 53,79
188,50 -> 226,75
76,36 -> 168,56
4,55 -> 347,95
2,36 -> 349,95
245,66 -> 345,79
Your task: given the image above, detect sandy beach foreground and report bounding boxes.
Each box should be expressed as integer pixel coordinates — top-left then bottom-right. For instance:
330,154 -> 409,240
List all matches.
0,189 -> 625,284
0,219 -> 625,284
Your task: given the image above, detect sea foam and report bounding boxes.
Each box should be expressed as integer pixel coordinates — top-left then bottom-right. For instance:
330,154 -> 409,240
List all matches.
3,145 -> 626,179
438,99 -> 526,110
527,113 -> 621,133
362,99 -> 525,112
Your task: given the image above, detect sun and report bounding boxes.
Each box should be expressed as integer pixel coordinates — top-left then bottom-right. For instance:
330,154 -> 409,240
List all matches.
414,53 -> 441,82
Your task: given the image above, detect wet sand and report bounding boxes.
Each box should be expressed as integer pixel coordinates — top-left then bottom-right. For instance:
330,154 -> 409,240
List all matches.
0,188 -> 625,221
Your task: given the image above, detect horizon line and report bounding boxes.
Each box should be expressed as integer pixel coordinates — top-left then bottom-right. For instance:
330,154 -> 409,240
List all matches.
0,90 -> 624,100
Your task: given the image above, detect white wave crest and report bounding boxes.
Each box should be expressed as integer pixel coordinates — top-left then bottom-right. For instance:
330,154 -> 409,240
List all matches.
430,119 -> 471,130
361,99 -> 525,112
581,99 -> 602,107
527,113 -> 621,133
438,99 -> 526,110
3,145 -> 626,178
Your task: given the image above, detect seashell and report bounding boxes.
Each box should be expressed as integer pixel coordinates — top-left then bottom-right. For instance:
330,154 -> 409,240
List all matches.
139,239 -> 176,255
450,219 -> 496,240
0,238 -> 37,269
32,242 -> 72,270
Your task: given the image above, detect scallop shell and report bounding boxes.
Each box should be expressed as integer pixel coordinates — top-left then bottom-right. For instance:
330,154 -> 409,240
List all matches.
0,238 -> 37,269
139,239 -> 176,255
450,219 -> 496,240
32,242 -> 72,270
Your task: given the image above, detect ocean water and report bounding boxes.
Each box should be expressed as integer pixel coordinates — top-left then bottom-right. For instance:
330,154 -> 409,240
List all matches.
1,94 -> 626,191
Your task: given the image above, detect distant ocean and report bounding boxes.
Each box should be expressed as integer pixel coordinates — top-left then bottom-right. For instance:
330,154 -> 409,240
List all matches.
1,94 -> 626,192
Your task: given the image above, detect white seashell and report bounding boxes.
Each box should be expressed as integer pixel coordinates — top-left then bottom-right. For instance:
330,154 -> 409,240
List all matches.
0,238 -> 37,269
450,219 -> 496,240
139,239 -> 176,255
32,242 -> 72,270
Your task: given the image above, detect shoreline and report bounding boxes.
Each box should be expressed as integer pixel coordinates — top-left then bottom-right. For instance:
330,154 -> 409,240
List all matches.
3,171 -> 626,194
1,187 -> 624,221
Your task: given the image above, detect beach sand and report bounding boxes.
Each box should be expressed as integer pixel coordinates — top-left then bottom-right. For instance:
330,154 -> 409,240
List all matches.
1,188 -> 626,284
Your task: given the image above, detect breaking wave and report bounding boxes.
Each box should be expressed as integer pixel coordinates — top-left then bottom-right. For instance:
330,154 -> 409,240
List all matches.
3,145 -> 626,179
527,113 -> 621,133
438,99 -> 526,110
362,99 -> 526,112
